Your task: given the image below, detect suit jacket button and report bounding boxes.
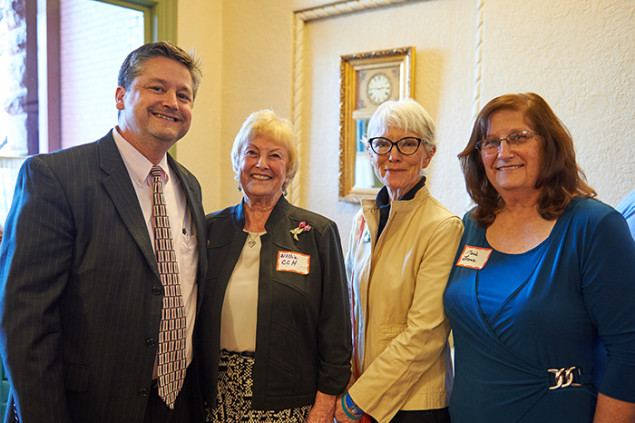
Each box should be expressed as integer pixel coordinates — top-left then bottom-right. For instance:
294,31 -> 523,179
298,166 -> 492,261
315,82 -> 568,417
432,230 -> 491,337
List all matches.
138,388 -> 149,397
152,286 -> 163,296
146,338 -> 156,348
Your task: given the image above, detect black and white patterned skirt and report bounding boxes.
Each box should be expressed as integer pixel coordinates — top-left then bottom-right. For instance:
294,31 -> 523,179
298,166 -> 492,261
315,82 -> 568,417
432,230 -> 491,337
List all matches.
207,350 -> 311,422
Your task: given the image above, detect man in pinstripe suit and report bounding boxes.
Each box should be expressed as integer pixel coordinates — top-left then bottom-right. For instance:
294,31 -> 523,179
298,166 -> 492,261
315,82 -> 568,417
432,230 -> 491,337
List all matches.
0,42 -> 207,423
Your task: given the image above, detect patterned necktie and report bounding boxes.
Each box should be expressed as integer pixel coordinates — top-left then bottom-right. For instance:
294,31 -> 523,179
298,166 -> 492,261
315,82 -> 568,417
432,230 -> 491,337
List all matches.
151,165 -> 186,409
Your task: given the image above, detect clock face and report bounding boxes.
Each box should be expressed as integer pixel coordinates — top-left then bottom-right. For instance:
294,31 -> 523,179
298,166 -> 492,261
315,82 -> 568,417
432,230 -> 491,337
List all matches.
367,73 -> 392,105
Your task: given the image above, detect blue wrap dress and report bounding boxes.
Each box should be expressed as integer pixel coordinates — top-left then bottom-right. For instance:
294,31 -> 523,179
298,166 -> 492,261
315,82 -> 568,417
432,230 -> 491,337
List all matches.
444,197 -> 635,422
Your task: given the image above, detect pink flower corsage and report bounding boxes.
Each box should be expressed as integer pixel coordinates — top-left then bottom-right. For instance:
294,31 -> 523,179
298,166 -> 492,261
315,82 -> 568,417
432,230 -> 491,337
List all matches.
290,221 -> 312,241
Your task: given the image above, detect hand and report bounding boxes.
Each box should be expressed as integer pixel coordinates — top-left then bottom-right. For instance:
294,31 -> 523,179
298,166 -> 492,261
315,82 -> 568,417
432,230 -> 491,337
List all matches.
345,373 -> 357,390
334,394 -> 357,423
307,391 -> 336,423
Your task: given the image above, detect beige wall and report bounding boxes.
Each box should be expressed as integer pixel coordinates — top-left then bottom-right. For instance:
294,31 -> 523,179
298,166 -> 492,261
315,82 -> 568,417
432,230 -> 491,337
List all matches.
175,0 -> 223,211
177,0 -> 635,250
177,0 -> 295,212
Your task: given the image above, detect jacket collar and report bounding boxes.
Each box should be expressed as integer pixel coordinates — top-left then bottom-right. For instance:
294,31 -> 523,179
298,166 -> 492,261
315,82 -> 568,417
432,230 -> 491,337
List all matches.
375,176 -> 427,208
232,195 -> 290,231
362,182 -> 430,213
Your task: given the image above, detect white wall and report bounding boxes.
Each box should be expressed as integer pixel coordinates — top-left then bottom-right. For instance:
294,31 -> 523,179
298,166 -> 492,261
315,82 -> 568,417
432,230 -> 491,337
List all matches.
300,0 -> 477,244
177,0 -> 635,251
479,0 -> 635,207
178,0 -> 295,213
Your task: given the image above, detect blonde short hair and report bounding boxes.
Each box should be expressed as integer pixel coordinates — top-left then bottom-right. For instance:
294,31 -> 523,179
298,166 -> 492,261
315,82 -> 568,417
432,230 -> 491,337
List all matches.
231,110 -> 299,191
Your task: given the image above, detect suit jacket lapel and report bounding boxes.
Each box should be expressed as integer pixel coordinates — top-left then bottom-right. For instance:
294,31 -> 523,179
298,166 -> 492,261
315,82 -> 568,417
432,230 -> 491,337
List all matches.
98,133 -> 159,278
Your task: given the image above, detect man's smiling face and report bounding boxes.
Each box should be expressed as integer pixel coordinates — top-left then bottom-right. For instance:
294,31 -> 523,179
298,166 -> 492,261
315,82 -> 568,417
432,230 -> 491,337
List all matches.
115,56 -> 194,156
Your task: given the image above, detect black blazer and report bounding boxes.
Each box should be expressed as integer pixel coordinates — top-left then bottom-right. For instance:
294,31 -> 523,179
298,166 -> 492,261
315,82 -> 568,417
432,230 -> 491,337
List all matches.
0,133 -> 207,423
201,197 -> 352,411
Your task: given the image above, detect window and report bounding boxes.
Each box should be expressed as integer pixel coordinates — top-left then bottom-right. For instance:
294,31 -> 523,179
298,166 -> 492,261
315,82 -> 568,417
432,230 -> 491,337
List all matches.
58,0 -> 147,150
0,0 -> 176,157
0,0 -> 175,226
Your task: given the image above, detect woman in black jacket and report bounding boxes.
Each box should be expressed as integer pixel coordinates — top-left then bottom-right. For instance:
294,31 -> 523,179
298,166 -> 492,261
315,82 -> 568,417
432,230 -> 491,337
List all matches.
201,109 -> 352,423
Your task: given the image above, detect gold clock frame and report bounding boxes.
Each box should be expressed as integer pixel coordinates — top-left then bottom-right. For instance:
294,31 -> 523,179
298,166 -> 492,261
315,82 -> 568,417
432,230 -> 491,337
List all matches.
339,46 -> 415,203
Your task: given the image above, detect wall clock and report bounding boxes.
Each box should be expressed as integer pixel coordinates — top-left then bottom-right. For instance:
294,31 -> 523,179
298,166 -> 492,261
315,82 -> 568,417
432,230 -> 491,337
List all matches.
367,73 -> 392,104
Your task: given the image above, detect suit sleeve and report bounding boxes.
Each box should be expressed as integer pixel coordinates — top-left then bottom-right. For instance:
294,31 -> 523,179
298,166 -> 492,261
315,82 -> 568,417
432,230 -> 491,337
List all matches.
348,216 -> 463,422
0,157 -> 74,423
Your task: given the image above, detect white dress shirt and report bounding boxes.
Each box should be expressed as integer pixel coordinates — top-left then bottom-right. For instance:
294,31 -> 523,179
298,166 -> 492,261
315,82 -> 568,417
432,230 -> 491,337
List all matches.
112,127 -> 198,368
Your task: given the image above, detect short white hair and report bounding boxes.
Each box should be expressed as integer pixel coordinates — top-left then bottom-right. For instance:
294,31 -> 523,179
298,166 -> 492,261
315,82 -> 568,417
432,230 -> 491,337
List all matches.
366,98 -> 436,154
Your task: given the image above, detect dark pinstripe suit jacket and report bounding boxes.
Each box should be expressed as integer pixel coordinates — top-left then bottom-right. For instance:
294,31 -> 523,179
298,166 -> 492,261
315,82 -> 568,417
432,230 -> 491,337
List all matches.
0,133 -> 207,423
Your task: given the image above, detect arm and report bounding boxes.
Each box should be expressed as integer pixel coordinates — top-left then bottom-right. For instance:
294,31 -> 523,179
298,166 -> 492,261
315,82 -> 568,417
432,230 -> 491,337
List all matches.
334,393 -> 360,423
307,391 -> 337,423
334,374 -> 358,423
334,220 -> 362,423
582,209 -> 635,415
348,217 -> 463,422
594,393 -> 635,423
315,222 -> 352,396
0,157 -> 74,423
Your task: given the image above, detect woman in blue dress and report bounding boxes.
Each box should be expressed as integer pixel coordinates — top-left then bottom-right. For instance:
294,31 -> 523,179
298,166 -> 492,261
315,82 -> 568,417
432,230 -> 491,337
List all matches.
443,92 -> 635,422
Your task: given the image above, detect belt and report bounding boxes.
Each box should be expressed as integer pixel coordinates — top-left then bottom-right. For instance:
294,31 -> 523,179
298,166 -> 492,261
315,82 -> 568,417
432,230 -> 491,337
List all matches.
548,366 -> 588,390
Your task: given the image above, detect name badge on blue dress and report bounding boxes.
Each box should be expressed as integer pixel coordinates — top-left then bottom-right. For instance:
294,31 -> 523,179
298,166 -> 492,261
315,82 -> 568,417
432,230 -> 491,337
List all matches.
456,245 -> 492,269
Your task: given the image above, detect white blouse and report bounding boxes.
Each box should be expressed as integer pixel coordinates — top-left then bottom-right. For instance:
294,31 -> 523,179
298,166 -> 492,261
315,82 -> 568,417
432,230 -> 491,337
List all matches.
219,231 -> 266,352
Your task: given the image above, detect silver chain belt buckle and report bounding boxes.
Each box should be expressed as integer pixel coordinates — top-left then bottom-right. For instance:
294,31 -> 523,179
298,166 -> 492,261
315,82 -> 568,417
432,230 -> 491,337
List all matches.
548,366 -> 582,390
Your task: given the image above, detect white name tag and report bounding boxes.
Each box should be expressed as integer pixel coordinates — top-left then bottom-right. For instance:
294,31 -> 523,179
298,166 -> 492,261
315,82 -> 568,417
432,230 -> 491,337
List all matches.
276,251 -> 310,275
456,245 -> 492,269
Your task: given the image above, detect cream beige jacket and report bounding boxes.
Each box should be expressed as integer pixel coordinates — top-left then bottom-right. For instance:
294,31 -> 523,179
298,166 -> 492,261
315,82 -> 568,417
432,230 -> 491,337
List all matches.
346,186 -> 463,423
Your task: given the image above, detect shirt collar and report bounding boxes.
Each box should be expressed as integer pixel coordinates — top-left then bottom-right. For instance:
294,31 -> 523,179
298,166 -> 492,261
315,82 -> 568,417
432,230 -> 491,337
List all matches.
376,176 -> 426,208
112,127 -> 170,187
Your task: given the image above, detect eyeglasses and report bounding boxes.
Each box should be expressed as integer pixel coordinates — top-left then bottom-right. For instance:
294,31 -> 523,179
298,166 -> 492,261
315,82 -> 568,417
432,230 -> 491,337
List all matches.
476,130 -> 540,154
367,136 -> 423,156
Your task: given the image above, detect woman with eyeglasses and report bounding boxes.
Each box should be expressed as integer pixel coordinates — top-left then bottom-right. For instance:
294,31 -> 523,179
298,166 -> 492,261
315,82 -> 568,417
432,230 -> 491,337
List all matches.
334,99 -> 463,423
443,93 -> 635,422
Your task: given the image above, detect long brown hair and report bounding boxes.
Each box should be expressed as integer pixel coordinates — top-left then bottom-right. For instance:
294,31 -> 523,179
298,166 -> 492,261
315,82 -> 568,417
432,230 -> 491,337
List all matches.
459,93 -> 596,227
